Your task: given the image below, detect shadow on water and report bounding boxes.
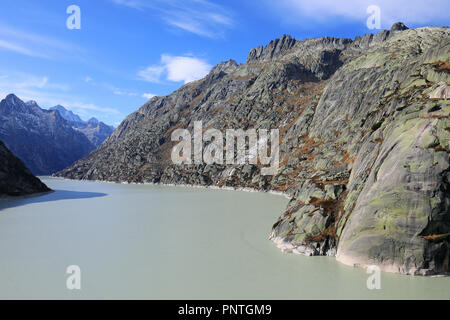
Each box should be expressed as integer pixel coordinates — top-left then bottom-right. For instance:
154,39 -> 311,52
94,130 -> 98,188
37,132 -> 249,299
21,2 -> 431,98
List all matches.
0,189 -> 107,210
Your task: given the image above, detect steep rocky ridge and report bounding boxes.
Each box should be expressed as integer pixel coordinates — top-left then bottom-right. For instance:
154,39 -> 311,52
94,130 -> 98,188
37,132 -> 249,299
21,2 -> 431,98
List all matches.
50,105 -> 114,146
50,104 -> 83,123
58,25 -> 450,275
0,140 -> 50,196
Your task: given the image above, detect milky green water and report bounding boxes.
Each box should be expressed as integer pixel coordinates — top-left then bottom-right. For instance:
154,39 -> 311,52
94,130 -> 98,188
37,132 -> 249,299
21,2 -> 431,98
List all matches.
0,177 -> 448,299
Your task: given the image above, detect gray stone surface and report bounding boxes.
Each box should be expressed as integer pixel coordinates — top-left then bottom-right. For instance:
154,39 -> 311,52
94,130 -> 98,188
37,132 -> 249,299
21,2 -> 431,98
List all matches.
57,24 -> 450,275
0,140 -> 51,196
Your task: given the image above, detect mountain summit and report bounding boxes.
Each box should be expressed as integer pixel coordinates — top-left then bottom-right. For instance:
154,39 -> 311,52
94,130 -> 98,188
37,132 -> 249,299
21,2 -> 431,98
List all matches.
50,105 -> 83,123
49,105 -> 114,147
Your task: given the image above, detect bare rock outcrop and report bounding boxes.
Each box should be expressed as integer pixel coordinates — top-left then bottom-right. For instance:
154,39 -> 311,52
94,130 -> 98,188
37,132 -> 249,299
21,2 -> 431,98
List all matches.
0,140 -> 51,196
57,24 -> 450,275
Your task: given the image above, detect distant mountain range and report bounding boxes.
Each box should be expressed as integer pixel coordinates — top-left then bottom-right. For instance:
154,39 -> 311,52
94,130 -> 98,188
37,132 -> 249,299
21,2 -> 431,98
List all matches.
50,105 -> 114,147
50,105 -> 83,123
0,94 -> 114,175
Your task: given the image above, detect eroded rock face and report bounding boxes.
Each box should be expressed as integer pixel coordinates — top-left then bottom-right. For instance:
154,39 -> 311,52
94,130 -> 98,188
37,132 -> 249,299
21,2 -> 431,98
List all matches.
0,140 -> 51,196
57,24 -> 450,275
246,34 -> 299,64
429,82 -> 450,99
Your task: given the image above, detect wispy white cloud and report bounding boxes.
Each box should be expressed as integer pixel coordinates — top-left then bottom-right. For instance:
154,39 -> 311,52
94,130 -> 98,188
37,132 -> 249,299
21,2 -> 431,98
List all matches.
0,39 -> 48,58
0,23 -> 83,60
266,0 -> 450,28
142,93 -> 157,100
84,77 -> 139,97
0,72 -> 68,92
138,66 -> 165,83
13,75 -> 48,89
110,0 -> 234,38
0,71 -> 121,118
83,76 -> 158,100
163,19 -> 214,38
70,102 -> 121,115
113,90 -> 138,96
111,0 -> 145,10
138,54 -> 212,84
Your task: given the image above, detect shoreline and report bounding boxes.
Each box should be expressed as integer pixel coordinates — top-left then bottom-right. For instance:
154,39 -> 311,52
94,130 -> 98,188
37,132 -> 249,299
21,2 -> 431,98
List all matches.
49,175 -> 293,200
0,189 -> 54,202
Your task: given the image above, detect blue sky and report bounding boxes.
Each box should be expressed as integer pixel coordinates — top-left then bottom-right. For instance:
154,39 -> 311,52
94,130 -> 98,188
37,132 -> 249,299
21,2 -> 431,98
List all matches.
0,0 -> 448,126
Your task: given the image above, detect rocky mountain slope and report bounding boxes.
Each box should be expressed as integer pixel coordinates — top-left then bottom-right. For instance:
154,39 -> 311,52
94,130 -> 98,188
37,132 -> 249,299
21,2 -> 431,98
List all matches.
0,95 -> 96,175
58,23 -> 450,275
50,105 -> 83,123
50,105 -> 114,146
0,140 -> 50,196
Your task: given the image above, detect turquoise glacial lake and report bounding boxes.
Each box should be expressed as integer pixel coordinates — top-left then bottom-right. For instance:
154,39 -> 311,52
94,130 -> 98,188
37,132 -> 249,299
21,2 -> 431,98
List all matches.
0,177 -> 449,299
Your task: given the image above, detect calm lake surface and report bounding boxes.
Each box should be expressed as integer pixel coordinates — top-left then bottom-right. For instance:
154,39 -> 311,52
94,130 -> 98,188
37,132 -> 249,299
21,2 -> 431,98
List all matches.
0,177 -> 449,299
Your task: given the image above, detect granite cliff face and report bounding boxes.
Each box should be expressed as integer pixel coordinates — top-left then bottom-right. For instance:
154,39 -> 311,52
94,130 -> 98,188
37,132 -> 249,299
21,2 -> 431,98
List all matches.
0,95 -> 96,175
0,140 -> 50,196
58,24 -> 450,275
